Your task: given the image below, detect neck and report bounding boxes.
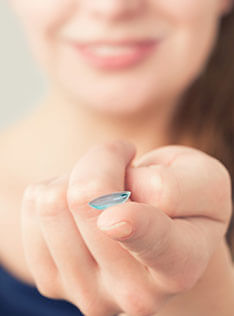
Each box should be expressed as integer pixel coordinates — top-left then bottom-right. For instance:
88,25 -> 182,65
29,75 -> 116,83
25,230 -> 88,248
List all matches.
7,90 -> 179,179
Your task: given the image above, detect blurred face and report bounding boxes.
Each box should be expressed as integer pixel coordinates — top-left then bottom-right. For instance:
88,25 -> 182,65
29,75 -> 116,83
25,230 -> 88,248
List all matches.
10,0 -> 231,115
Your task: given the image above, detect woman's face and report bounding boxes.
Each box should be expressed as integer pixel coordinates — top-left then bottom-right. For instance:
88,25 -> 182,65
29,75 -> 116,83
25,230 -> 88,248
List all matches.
10,0 -> 231,115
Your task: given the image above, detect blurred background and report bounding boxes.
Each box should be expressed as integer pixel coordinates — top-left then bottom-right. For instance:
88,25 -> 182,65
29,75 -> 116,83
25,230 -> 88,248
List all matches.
0,2 -> 45,130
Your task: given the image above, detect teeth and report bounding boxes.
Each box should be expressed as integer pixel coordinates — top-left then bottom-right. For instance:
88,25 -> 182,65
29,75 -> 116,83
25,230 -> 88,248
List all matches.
86,45 -> 137,56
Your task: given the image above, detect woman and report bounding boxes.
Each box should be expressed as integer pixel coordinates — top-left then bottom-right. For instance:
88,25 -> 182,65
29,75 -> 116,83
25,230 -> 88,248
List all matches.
0,1 -> 233,315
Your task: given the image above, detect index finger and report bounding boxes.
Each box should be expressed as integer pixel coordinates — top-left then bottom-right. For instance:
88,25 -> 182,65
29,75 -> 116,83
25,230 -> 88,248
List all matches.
127,146 -> 232,223
66,140 -> 138,269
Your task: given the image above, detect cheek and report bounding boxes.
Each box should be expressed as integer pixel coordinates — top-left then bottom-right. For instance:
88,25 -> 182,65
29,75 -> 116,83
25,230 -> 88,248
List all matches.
10,0 -> 73,31
154,0 -> 220,22
10,0 -> 74,67
153,0 -> 222,78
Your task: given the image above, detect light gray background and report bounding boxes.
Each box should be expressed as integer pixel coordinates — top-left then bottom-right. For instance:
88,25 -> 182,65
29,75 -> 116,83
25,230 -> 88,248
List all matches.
0,2 -> 46,131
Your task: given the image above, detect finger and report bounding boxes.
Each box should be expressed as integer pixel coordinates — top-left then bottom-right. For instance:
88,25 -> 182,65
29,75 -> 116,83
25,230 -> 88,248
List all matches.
126,145 -> 232,223
97,200 -> 227,294
66,140 -> 137,269
36,174 -> 101,307
21,181 -> 62,298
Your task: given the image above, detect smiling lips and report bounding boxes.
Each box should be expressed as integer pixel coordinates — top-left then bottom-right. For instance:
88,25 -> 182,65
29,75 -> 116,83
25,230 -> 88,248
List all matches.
72,39 -> 160,70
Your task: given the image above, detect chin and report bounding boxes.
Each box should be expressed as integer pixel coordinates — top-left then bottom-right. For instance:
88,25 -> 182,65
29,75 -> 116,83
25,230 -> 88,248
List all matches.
76,88 -> 159,117
87,97 -> 150,117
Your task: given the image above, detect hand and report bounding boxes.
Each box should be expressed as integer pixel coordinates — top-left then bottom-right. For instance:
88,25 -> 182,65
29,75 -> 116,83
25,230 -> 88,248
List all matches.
21,140 -> 232,316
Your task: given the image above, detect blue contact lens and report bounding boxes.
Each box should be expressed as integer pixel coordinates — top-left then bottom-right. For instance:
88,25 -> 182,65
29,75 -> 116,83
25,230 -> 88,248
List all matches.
88,191 -> 131,210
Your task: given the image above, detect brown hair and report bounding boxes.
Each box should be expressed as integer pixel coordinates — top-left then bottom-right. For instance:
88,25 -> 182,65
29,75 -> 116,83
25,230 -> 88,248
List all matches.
169,9 -> 234,259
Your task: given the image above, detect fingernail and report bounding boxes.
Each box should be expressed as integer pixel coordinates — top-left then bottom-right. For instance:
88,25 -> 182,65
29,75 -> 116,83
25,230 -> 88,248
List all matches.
88,191 -> 131,210
99,221 -> 133,239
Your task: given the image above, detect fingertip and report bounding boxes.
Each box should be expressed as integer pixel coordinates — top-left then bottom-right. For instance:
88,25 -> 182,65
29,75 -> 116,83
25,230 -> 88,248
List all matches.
98,221 -> 134,240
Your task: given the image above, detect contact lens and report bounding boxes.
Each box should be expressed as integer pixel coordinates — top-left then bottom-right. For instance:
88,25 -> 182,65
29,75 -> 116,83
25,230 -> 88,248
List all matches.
88,191 -> 131,210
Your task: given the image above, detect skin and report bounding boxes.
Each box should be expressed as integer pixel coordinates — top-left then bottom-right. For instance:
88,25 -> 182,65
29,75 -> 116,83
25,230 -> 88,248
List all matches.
0,0 -> 233,315
20,141 -> 233,316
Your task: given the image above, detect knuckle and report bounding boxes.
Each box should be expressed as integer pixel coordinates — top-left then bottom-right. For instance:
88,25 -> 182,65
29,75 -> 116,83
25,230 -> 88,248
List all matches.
215,160 -> 232,195
164,266 -> 201,293
21,185 -> 39,217
89,140 -> 124,159
44,186 -> 65,206
22,184 -> 46,216
37,284 -> 62,300
211,159 -> 232,219
37,283 -> 58,299
79,304 -> 103,316
70,292 -> 110,316
96,140 -> 122,152
205,156 -> 231,194
36,273 -> 63,299
23,184 -> 38,200
102,141 -> 122,153
37,186 -> 67,218
159,168 -> 180,218
67,180 -> 114,211
34,183 -> 48,200
172,273 -> 198,293
67,185 -> 89,209
120,286 -> 158,316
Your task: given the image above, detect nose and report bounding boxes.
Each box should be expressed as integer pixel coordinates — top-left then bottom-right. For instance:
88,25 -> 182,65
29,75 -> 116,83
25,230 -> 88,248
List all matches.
83,0 -> 144,20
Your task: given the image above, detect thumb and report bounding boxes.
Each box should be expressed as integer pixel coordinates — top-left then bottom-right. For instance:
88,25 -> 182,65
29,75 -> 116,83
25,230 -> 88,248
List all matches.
97,201 -> 217,293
